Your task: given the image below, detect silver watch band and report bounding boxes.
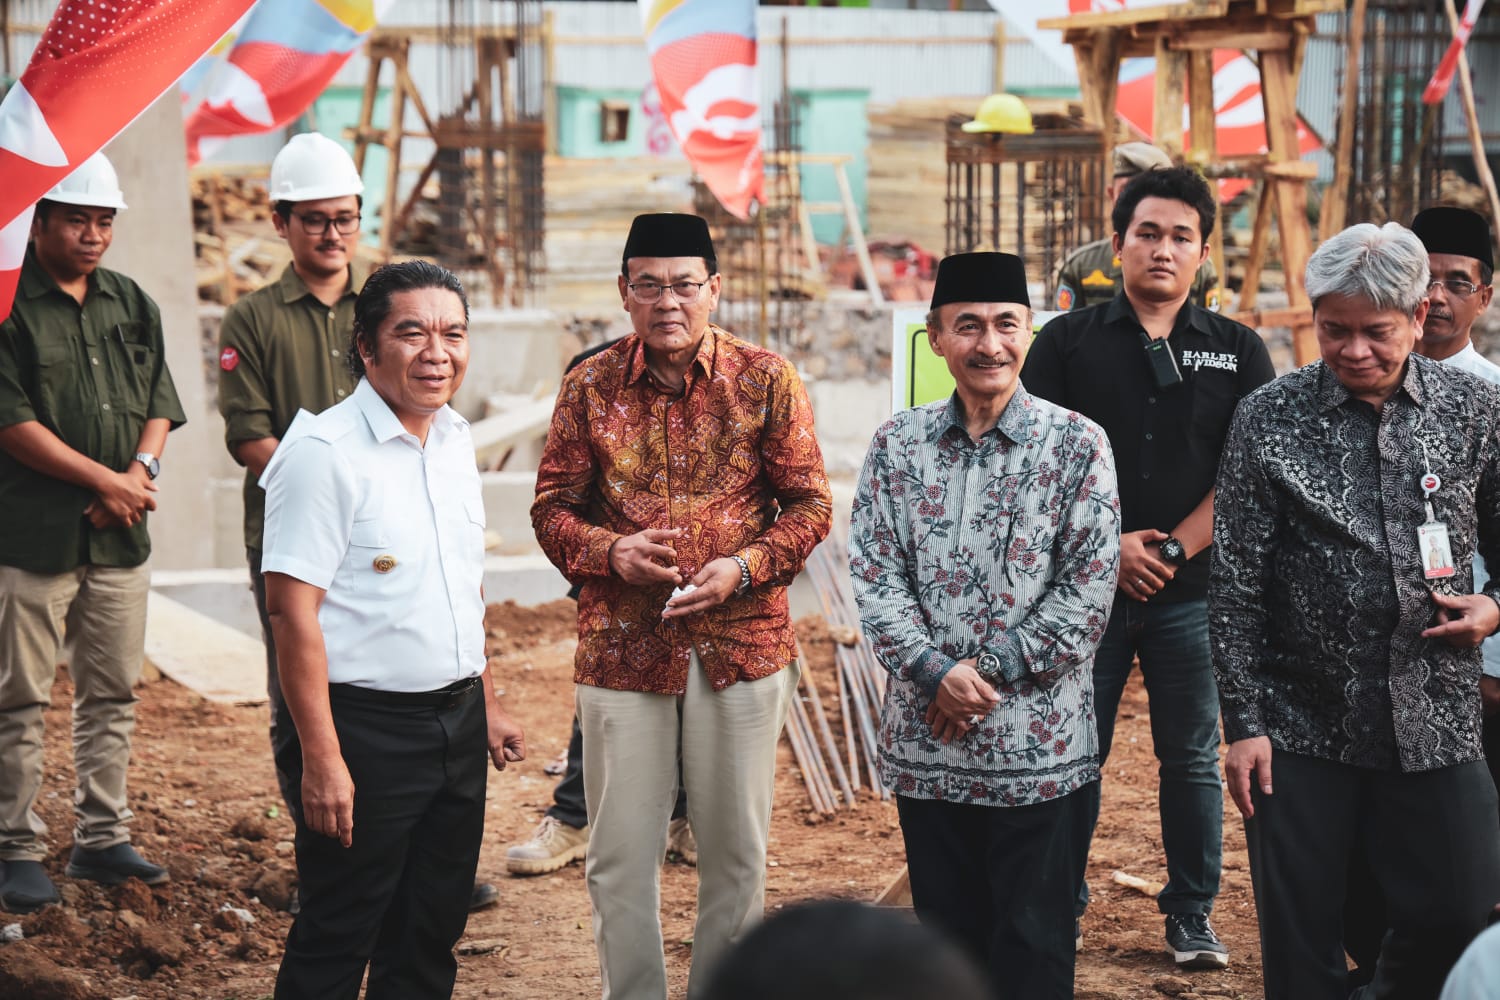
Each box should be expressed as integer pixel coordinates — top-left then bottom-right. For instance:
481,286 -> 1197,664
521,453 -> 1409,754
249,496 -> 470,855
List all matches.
730,554 -> 752,594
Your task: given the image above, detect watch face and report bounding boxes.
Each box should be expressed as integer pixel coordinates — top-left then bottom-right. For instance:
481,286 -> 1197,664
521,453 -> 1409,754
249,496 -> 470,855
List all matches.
1161,538 -> 1184,563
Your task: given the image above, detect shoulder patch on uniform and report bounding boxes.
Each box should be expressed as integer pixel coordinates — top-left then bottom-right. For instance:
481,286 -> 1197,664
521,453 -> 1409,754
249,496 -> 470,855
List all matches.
219,346 -> 239,371
1056,284 -> 1076,311
1081,269 -> 1115,288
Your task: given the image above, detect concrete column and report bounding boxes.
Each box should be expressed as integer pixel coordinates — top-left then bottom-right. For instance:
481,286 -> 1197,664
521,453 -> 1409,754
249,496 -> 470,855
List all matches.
105,95 -> 220,571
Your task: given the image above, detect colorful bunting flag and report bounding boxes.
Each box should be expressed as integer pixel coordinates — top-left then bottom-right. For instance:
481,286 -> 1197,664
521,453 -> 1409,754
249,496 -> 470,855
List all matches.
640,0 -> 763,220
0,0 -> 255,321
183,0 -> 393,165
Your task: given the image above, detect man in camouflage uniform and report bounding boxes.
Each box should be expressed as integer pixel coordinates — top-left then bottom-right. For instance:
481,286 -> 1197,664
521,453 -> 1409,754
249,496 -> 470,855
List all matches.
1055,143 -> 1221,313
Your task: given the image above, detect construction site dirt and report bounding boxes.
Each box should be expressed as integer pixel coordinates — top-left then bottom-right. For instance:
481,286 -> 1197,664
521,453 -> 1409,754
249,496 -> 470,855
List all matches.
0,599 -> 1267,1000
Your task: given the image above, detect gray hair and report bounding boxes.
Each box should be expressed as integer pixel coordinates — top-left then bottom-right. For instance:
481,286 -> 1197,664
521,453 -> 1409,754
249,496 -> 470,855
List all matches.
1305,222 -> 1430,317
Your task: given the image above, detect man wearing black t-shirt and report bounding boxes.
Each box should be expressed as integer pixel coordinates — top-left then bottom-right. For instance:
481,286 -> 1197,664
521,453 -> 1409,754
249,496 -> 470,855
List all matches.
1021,166 -> 1274,971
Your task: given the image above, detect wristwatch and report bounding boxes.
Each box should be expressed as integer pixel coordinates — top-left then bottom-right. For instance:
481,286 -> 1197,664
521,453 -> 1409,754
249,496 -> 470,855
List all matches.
976,651 -> 1002,681
134,452 -> 160,480
730,554 -> 752,594
1159,535 -> 1188,567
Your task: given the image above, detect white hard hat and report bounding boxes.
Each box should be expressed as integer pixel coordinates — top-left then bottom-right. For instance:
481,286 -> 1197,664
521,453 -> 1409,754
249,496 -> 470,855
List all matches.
269,132 -> 365,204
44,153 -> 127,210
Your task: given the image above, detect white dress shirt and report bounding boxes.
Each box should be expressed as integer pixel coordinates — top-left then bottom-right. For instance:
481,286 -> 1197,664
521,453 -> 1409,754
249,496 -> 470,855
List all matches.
260,378 -> 486,692
1438,342 -> 1500,677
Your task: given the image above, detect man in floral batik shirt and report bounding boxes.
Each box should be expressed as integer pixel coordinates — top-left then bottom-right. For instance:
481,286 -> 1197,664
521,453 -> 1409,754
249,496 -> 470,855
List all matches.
532,213 -> 831,1000
850,252 -> 1121,999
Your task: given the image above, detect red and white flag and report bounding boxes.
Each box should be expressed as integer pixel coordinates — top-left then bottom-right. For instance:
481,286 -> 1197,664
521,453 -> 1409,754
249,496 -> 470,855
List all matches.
1423,0 -> 1487,105
0,0 -> 254,321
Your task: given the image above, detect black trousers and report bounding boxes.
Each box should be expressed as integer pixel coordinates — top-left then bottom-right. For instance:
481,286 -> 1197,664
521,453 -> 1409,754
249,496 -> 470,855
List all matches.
896,783 -> 1094,1000
1248,751 -> 1500,1000
273,680 -> 487,1000
545,713 -> 686,829
248,547 -> 299,812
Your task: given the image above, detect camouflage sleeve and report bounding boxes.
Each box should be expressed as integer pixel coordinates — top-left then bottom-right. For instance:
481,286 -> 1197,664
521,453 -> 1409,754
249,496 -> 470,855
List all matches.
1192,257 -> 1222,313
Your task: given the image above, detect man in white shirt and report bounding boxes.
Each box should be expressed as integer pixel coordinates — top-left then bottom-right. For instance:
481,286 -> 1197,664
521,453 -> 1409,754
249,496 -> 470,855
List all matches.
260,260 -> 526,999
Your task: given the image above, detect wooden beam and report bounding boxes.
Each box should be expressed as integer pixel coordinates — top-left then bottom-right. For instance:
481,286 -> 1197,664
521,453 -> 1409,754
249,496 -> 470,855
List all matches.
1188,49 -> 1224,305
1153,34 -> 1187,160
993,18 -> 1006,95
1259,47 -> 1316,364
1239,182 -> 1274,312
1169,31 -> 1292,51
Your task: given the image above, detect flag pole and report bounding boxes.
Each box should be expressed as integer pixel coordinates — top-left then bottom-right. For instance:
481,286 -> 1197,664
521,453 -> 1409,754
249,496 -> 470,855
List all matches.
1445,0 -> 1500,229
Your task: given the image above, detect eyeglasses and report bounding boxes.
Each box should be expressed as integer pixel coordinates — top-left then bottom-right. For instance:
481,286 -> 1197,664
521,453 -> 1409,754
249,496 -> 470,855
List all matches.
291,212 -> 361,236
626,280 -> 709,304
1428,277 -> 1484,298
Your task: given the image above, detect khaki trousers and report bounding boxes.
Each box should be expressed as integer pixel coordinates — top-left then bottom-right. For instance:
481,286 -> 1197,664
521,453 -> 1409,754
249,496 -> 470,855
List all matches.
577,652 -> 799,1000
0,562 -> 150,860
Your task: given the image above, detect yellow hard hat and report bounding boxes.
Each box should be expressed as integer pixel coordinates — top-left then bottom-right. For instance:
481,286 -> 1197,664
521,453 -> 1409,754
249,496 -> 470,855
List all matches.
961,93 -> 1035,135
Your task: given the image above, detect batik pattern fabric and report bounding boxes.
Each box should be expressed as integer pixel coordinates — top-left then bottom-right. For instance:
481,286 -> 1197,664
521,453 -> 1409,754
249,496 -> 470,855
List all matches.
532,326 -> 831,695
1212,356 -> 1500,772
850,388 -> 1120,806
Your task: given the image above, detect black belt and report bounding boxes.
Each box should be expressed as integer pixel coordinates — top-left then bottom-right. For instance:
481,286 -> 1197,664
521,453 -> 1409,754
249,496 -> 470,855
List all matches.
329,675 -> 481,710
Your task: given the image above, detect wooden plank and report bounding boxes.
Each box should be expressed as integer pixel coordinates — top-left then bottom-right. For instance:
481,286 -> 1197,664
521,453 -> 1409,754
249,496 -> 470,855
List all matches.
1239,183 -> 1274,312
1230,304 -> 1313,329
1038,0 -> 1227,31
993,19 -> 1007,94
1153,35 -> 1187,161
874,865 -> 913,907
144,592 -> 268,705
1259,47 -> 1316,364
1317,0 -> 1365,241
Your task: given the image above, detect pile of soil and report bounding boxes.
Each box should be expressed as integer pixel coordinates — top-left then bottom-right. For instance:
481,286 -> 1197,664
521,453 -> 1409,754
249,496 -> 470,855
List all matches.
0,599 -> 1265,999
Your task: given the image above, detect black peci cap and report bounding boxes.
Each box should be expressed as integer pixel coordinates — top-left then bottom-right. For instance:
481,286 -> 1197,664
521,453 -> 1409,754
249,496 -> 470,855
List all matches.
622,213 -> 716,268
1411,206 -> 1493,271
930,251 -> 1031,310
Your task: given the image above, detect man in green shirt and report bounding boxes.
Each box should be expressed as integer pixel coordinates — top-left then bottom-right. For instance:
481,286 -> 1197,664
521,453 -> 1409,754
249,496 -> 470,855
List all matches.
0,153 -> 186,913
216,134 -> 498,910
1054,143 -> 1221,313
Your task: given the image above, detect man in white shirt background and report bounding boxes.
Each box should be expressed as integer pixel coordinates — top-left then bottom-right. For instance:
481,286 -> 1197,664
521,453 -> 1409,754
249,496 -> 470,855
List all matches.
259,260 -> 526,999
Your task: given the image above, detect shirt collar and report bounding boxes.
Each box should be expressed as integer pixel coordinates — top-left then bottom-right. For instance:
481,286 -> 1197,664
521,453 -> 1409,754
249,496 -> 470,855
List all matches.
1104,293 -> 1206,337
624,324 -> 720,387
351,377 -> 464,444
1314,354 -> 1429,412
277,260 -> 366,305
932,385 -> 1036,445
19,243 -> 112,302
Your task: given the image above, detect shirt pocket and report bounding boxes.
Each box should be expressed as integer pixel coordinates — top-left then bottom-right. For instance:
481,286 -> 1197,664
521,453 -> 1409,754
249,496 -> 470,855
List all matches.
342,518 -> 396,590
109,322 -> 157,419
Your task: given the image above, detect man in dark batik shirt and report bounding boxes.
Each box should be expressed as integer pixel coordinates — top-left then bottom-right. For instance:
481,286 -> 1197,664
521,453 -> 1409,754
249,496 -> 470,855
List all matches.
1211,221 -> 1500,1000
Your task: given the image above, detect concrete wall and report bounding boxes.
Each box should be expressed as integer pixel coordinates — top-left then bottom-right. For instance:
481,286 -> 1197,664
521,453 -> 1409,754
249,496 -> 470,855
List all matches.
104,96 -> 223,572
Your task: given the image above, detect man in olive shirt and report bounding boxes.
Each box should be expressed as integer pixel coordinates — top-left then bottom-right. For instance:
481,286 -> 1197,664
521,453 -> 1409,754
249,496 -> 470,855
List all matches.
217,133 -> 364,812
0,154 -> 186,913
1054,143 -> 1221,313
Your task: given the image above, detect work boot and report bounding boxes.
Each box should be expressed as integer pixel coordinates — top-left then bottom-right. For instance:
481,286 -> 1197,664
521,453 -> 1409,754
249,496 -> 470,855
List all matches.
1,860 -> 60,913
505,815 -> 589,875
470,881 -> 500,911
666,817 -> 697,867
65,843 -> 170,886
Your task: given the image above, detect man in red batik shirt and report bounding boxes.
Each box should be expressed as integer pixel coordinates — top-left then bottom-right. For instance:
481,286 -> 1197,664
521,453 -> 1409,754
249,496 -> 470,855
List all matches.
532,213 -> 831,1000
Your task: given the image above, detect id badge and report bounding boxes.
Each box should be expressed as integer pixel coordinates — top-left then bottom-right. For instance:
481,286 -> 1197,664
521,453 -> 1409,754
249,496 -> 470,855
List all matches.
1418,521 -> 1456,580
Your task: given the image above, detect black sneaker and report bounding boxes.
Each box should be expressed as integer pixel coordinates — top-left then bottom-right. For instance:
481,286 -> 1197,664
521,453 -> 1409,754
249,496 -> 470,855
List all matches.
65,843 -> 169,886
1165,913 -> 1229,970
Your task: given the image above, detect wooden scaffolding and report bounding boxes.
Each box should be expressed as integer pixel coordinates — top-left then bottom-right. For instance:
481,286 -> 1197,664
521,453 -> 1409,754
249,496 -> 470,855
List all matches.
1040,0 -> 1341,364
348,10 -> 549,307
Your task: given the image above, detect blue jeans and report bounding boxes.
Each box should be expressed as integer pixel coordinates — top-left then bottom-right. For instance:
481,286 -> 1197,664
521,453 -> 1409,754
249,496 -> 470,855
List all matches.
1077,596 -> 1222,917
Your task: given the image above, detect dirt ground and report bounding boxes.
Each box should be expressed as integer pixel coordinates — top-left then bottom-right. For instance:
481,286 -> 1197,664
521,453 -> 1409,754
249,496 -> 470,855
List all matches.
0,599 -> 1264,1000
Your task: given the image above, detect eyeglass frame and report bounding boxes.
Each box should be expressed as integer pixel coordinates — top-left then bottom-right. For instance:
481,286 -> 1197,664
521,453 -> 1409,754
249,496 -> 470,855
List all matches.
625,279 -> 711,304
289,210 -> 363,236
1427,276 -> 1486,298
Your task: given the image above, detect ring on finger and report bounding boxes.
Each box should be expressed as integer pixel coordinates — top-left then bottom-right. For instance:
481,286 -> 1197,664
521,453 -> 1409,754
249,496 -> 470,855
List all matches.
967,714 -> 981,726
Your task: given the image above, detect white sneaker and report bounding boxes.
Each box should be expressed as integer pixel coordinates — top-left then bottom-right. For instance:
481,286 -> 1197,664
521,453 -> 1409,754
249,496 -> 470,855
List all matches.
505,815 -> 589,876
